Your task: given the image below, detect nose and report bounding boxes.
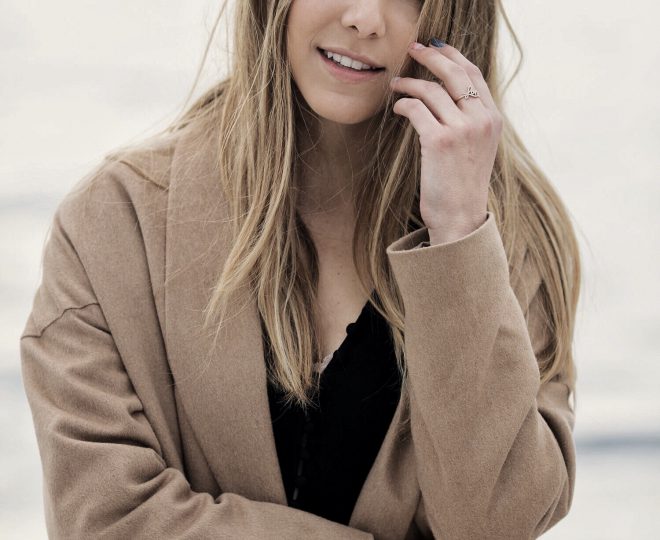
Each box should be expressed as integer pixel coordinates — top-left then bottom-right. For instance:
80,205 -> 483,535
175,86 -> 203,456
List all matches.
340,0 -> 386,38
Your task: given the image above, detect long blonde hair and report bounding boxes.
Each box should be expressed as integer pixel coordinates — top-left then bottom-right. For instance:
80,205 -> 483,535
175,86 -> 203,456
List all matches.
154,0 -> 581,418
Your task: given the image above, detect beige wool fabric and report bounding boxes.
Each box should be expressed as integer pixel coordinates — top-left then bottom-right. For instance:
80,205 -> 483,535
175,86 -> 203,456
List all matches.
20,118 -> 576,539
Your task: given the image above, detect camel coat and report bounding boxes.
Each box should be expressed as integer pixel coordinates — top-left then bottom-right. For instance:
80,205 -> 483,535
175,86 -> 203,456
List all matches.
20,118 -> 576,540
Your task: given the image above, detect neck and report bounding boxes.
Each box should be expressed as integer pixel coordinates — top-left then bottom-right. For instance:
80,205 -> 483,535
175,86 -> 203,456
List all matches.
295,108 -> 380,218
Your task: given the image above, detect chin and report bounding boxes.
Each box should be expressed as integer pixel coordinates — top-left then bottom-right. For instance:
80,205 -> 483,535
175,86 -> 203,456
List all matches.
307,96 -> 382,126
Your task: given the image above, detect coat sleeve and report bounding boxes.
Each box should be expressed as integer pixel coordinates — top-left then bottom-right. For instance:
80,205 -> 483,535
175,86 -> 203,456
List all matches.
20,210 -> 374,540
386,211 -> 576,540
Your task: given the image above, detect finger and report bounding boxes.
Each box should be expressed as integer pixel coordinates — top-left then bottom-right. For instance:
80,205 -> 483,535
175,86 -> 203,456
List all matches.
426,41 -> 498,112
390,76 -> 462,126
392,97 -> 449,142
407,42 -> 485,113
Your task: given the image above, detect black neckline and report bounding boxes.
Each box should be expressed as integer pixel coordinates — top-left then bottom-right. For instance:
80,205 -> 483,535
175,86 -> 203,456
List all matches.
345,296 -> 373,336
319,290 -> 377,377
262,289 -> 380,379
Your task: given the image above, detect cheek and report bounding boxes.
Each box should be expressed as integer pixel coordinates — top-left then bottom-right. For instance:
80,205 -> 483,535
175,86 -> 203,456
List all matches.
286,3 -> 324,63
390,19 -> 420,71
287,0 -> 328,38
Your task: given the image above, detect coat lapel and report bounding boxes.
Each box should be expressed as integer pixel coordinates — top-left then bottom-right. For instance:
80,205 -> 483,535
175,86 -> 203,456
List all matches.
164,121 -> 286,504
162,120 -> 419,534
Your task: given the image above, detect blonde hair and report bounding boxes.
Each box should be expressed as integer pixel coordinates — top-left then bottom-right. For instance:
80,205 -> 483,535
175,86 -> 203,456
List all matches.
151,0 -> 581,422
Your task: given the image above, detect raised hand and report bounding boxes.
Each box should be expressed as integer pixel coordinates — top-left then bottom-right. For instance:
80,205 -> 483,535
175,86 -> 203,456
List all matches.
390,39 -> 503,245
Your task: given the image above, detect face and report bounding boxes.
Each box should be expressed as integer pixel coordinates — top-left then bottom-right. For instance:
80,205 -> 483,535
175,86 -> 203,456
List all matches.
286,0 -> 422,126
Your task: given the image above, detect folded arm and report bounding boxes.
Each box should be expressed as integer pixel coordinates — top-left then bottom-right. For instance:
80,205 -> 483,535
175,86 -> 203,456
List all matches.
387,211 -> 576,540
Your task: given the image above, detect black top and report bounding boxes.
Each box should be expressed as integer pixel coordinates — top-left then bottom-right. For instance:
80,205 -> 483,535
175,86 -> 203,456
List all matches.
263,295 -> 402,525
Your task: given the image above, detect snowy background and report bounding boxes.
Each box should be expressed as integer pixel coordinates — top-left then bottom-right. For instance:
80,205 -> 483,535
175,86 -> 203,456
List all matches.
1,1 -> 658,538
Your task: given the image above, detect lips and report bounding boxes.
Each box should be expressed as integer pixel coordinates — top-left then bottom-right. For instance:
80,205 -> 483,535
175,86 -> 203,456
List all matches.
317,47 -> 385,71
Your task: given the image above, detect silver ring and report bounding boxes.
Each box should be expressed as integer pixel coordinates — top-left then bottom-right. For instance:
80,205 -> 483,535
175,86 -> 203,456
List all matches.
456,84 -> 480,101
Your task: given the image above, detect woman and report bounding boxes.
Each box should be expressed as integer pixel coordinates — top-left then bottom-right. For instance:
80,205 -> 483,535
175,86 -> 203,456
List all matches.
20,0 -> 581,538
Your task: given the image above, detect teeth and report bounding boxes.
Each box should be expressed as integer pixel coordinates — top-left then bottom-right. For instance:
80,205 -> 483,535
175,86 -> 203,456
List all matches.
323,49 -> 378,71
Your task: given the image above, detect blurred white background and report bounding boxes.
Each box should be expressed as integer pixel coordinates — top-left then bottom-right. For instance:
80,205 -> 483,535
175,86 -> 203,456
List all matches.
2,1 -> 658,538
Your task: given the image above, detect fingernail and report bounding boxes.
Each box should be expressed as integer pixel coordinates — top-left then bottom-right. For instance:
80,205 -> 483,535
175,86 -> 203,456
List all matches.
391,76 -> 401,82
409,42 -> 425,50
430,37 -> 446,48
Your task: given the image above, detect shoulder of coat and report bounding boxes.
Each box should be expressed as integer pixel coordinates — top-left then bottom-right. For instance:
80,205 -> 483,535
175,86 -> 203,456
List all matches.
102,128 -> 182,190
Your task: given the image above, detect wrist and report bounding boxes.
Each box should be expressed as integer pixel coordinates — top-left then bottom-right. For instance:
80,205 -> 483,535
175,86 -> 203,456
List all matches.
427,228 -> 471,246
426,213 -> 487,246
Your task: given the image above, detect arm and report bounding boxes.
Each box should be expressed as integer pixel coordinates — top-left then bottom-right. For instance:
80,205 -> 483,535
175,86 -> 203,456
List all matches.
20,211 -> 374,540
386,211 -> 576,540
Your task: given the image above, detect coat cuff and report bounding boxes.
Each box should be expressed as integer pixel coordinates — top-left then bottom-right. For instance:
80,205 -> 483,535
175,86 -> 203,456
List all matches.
385,211 -> 509,314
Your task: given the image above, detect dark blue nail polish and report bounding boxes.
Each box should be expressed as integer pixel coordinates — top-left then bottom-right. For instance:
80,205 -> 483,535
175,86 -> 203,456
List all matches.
430,37 -> 446,48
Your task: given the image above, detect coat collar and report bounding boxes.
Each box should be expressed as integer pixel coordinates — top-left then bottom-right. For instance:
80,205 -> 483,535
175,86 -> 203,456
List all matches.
162,119 -> 418,532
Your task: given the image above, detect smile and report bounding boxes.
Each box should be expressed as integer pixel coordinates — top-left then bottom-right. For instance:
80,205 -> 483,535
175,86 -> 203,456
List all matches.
317,48 -> 386,83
